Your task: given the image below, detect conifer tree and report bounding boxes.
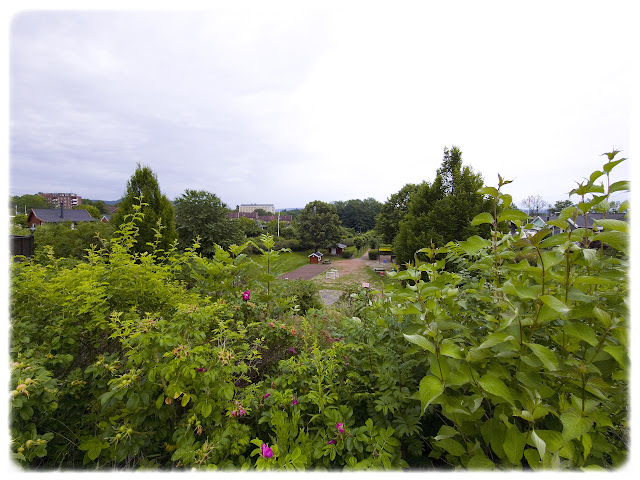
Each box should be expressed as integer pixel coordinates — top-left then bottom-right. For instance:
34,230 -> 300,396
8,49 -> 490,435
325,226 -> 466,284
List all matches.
112,164 -> 176,254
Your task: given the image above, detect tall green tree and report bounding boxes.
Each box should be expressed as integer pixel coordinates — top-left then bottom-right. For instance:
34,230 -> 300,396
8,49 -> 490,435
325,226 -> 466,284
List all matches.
174,189 -> 243,255
9,194 -> 49,215
334,197 -> 382,233
297,200 -> 342,251
82,199 -> 110,215
374,183 -> 418,244
112,164 -> 176,255
73,204 -> 101,219
393,146 -> 491,265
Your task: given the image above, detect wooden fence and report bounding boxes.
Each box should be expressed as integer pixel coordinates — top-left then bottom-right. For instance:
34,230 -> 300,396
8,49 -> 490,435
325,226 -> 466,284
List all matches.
10,235 -> 34,258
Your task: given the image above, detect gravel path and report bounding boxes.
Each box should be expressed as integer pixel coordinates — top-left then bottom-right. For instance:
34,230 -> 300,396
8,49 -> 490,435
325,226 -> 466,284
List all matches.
278,250 -> 395,306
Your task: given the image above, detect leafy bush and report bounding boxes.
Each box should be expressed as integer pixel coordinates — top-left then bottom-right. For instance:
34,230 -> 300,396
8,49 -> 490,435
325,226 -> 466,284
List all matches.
341,246 -> 356,258
9,150 -> 629,472
368,249 -> 379,260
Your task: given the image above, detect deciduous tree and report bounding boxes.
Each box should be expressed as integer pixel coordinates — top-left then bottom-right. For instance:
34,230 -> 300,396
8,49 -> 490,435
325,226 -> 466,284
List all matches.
297,200 -> 342,251
174,189 -> 243,255
375,184 -> 418,244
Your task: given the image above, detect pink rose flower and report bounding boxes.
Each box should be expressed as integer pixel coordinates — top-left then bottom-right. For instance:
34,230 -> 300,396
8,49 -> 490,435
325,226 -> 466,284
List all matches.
336,422 -> 345,433
261,443 -> 273,458
264,392 -> 270,399
292,396 -> 298,406
328,439 -> 336,445
242,290 -> 251,301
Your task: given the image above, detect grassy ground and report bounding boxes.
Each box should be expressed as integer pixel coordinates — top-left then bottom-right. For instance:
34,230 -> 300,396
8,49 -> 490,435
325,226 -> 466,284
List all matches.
241,249 -> 314,278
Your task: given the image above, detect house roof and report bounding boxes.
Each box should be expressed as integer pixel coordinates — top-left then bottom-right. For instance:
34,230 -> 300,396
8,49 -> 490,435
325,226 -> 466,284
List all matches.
546,212 -> 627,229
337,243 -> 347,249
309,252 -> 323,258
29,208 -> 96,223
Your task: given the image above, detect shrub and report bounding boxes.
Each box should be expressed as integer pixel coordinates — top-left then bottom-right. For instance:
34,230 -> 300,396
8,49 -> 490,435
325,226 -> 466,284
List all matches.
341,246 -> 356,258
368,249 -> 379,260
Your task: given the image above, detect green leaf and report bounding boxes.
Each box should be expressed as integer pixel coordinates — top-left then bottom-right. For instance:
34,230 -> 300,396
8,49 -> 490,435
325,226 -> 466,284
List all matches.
434,425 -> 458,440
497,209 -> 529,223
540,295 -> 570,315
201,402 -> 213,418
403,333 -> 436,355
603,345 -> 627,367
434,437 -> 466,456
525,343 -> 559,371
440,341 -> 464,359
558,206 -> 577,221
593,231 -> 628,253
560,411 -> 593,441
458,236 -> 491,255
467,453 -> 495,469
471,212 -> 494,226
564,321 -> 597,347
530,429 -> 546,459
608,180 -> 629,192
593,219 -> 628,233
477,331 -> 515,350
503,426 -> 526,465
477,186 -> 499,197
418,375 -> 444,413
478,373 -> 514,406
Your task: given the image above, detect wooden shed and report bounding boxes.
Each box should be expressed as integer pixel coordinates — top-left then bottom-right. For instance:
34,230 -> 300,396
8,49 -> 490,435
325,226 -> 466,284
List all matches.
308,252 -> 323,264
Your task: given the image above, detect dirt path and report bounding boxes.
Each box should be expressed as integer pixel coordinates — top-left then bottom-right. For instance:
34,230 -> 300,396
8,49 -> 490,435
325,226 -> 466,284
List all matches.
278,250 -> 395,305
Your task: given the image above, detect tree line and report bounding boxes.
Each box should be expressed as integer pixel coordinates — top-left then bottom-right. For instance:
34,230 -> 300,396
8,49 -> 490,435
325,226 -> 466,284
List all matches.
14,145 -> 613,266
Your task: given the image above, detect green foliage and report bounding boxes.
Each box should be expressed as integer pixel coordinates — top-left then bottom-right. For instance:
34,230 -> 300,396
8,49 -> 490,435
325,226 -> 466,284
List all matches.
388,150 -> 628,469
82,199 -> 111,215
73,204 -> 102,219
334,198 -> 382,232
375,183 -> 418,244
342,246 -> 356,258
34,221 -> 115,260
112,164 -> 176,255
10,193 -> 49,214
174,189 -> 242,254
393,146 -> 492,265
9,149 -> 629,472
297,200 -> 343,251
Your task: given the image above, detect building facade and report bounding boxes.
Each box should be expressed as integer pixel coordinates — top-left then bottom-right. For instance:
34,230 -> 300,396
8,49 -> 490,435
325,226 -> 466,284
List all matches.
239,203 -> 275,214
39,192 -> 82,209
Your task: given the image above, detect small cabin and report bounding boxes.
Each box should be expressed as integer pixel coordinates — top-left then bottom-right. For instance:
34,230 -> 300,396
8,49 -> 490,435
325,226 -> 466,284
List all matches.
309,252 -> 323,264
329,243 -> 347,256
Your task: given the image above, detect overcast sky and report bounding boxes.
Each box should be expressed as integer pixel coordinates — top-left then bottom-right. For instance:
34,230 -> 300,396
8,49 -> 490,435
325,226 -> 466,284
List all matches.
7,2 -> 634,210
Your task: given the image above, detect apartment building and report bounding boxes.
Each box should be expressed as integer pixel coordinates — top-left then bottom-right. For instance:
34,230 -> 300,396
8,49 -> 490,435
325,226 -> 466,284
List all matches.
39,192 -> 82,209
239,203 -> 275,214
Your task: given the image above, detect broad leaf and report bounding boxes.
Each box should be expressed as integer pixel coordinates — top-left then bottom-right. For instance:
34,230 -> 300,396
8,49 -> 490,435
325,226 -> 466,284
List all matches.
593,219 -> 628,233
471,212 -> 494,226
503,426 -> 526,465
458,236 -> 491,255
403,334 -> 436,355
497,209 -> 529,223
478,373 -> 514,406
418,375 -> 443,413
540,295 -> 570,314
560,411 -> 593,441
564,321 -> 597,347
525,342 -> 559,371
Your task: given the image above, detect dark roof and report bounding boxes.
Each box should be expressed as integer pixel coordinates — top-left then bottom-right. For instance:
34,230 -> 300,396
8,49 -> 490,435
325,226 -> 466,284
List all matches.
546,212 -> 627,229
30,208 -> 97,223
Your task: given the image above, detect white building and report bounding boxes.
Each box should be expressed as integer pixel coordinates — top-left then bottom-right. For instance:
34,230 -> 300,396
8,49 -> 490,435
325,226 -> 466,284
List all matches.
239,203 -> 275,214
